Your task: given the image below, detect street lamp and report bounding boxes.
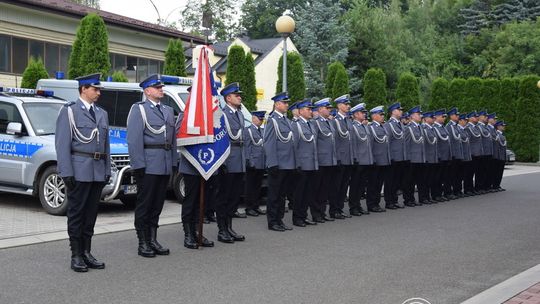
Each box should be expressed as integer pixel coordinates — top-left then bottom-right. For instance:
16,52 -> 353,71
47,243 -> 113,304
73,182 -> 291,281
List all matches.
275,15 -> 295,92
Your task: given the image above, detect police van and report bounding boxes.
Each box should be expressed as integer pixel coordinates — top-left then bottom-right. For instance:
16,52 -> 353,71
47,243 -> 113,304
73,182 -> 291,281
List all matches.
0,87 -> 134,215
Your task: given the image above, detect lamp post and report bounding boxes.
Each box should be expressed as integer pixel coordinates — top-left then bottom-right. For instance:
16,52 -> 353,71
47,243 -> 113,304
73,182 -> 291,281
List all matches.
275,15 -> 295,92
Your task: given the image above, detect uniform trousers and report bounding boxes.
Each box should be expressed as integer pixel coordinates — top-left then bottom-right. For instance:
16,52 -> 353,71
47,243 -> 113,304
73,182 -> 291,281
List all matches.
67,181 -> 105,240
457,160 -> 471,194
135,174 -> 168,230
348,165 -> 370,212
216,171 -> 244,219
386,160 -> 408,205
367,165 -> 388,209
432,160 -> 450,198
245,167 -> 265,211
266,168 -> 295,227
493,159 -> 505,189
329,164 -> 353,215
403,162 -> 423,203
313,166 -> 335,219
181,173 -> 218,224
293,170 -> 317,221
466,156 -> 482,192
477,156 -> 492,190
448,158 -> 463,195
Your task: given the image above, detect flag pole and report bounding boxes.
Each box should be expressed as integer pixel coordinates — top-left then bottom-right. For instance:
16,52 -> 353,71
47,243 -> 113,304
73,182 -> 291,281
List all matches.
198,177 -> 205,247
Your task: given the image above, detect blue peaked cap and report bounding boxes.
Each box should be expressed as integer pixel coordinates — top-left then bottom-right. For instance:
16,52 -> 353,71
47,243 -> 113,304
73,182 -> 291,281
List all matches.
478,110 -> 488,116
139,74 -> 165,89
402,112 -> 410,119
466,111 -> 478,118
408,105 -> 422,114
251,111 -> 266,119
495,120 -> 506,126
350,103 -> 367,114
423,111 -> 434,118
488,113 -> 497,119
220,82 -> 242,96
334,94 -> 351,104
330,109 -> 337,116
288,102 -> 299,111
459,113 -> 467,120
272,92 -> 290,103
447,107 -> 459,116
76,73 -> 103,88
388,102 -> 402,112
433,109 -> 447,117
296,99 -> 314,109
370,105 -> 385,115
314,98 -> 332,108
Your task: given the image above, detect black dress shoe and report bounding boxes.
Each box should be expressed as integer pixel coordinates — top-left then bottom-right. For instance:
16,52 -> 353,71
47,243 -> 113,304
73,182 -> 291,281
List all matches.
396,204 -> 405,208
254,208 -> 267,215
71,255 -> 88,273
421,200 -> 432,205
268,224 -> 285,232
245,209 -> 259,217
350,209 -> 362,216
405,202 -> 416,207
313,217 -> 325,223
293,220 -> 306,227
368,207 -> 385,213
332,213 -> 346,219
323,215 -> 335,221
447,194 -> 457,200
198,235 -> 215,247
205,214 -> 216,222
233,211 -> 247,218
82,252 -> 105,269
386,204 -> 398,210
280,223 -> 293,230
304,219 -> 317,225
359,208 -> 370,215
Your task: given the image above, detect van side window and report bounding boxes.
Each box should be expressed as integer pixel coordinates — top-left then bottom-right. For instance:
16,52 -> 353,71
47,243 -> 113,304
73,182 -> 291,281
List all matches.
115,91 -> 143,127
161,94 -> 181,117
0,102 -> 24,134
98,89 -> 117,126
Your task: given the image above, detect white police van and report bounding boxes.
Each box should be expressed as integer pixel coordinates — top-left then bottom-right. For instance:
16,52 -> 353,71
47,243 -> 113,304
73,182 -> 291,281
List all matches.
0,87 -> 134,215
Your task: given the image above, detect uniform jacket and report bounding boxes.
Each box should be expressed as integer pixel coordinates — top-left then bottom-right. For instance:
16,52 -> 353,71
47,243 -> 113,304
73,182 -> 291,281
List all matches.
368,121 -> 391,166
222,104 -> 246,173
405,121 -> 425,164
244,124 -> 265,170
458,125 -> 472,162
127,99 -> 177,175
422,123 -> 439,164
351,120 -> 373,165
446,121 -> 464,160
313,116 -> 337,167
55,99 -> 111,182
465,122 -> 484,157
332,113 -> 354,165
263,111 -> 296,170
292,118 -> 318,171
477,122 -> 493,156
487,124 -> 498,158
493,130 -> 507,161
433,122 -> 451,161
384,117 -> 407,162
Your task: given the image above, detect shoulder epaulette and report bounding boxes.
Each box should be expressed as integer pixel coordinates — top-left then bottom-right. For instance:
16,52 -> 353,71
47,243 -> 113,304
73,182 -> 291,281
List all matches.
63,101 -> 76,107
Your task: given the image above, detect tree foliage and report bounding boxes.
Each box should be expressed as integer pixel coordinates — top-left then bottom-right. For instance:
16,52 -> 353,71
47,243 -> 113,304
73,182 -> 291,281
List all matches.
163,39 -> 187,77
239,0 -> 306,39
21,57 -> 49,89
276,52 -> 306,102
513,75 -> 540,162
429,77 -> 449,110
325,62 -> 340,97
111,71 -> 128,82
363,68 -> 387,110
395,72 -> 420,111
243,52 -> 258,111
179,0 -> 238,42
225,45 -> 246,86
332,63 -> 350,99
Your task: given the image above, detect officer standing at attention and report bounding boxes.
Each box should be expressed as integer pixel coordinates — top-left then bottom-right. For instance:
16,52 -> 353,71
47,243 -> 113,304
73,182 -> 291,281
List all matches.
457,113 -> 472,196
348,103 -> 372,216
446,108 -> 464,198
403,106 -> 425,206
264,92 -> 296,232
384,102 -> 407,209
311,98 -> 337,223
421,112 -> 439,204
217,82 -> 246,241
244,111 -> 267,217
432,109 -> 453,201
127,74 -> 177,257
476,110 -> 493,193
366,106 -> 390,213
465,111 -> 484,195
486,113 -> 499,191
331,94 -> 354,219
493,121 -> 507,191
55,73 -> 109,272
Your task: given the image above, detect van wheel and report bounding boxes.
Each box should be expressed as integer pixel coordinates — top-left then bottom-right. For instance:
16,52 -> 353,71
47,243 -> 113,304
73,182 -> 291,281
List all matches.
173,173 -> 185,203
120,196 -> 137,208
38,165 -> 68,216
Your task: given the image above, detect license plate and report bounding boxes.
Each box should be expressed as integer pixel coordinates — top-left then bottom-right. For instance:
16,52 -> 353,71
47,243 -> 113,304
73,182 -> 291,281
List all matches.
123,185 -> 137,194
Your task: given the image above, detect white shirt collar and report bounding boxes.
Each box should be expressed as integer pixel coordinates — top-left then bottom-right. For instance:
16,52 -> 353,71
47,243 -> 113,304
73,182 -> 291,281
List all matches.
146,98 -> 160,107
226,104 -> 237,113
410,121 -> 419,127
300,116 -> 308,123
338,112 -> 346,119
434,122 -> 442,127
274,111 -> 284,118
79,97 -> 93,110
372,121 -> 381,126
390,116 -> 399,123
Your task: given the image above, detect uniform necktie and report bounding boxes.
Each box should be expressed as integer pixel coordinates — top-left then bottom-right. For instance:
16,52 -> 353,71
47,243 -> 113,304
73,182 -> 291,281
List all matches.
89,105 -> 96,121
156,104 -> 164,117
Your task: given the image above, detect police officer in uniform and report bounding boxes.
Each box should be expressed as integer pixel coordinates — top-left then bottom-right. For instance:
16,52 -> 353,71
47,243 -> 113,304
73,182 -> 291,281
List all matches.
348,103 -> 372,215
127,74 -> 177,257
476,110 -> 492,193
486,113 -> 499,191
422,111 -> 439,204
403,106 -> 425,206
331,94 -> 354,219
244,111 -> 267,217
367,106 -> 390,212
493,121 -> 507,191
432,109 -> 453,201
465,111 -> 483,195
446,108 -> 464,198
264,92 -> 296,231
312,98 -> 337,223
384,102 -> 407,209
291,99 -> 318,227
457,113 -> 472,196
217,82 -> 246,241
55,73 -> 109,272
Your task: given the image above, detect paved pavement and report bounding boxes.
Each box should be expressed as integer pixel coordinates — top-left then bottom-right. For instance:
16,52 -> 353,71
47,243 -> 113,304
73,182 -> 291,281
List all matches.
0,166 -> 539,304
504,283 -> 540,304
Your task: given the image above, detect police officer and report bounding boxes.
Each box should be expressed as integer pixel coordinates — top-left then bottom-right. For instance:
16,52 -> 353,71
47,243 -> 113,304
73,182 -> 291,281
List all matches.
476,110 -> 492,193
217,82 -> 246,242
127,74 -> 177,257
446,108 -> 464,198
244,111 -> 267,217
348,103 -> 372,216
457,113 -> 472,196
384,102 -> 407,209
291,99 -> 318,227
331,94 -> 354,219
312,98 -> 337,223
432,109 -> 452,201
493,121 -> 507,191
55,73 -> 109,272
264,92 -> 296,231
401,112 -> 410,125
465,111 -> 483,195
486,113 -> 499,191
422,111 -> 439,204
367,106 -> 390,213
403,106 -> 425,206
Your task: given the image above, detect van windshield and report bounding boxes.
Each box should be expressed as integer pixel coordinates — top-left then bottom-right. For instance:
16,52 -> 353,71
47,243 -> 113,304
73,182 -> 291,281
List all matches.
23,103 -> 63,135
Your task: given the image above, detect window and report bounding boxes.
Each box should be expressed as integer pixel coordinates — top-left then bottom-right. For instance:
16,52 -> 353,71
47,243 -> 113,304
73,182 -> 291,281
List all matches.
29,40 -> 44,61
148,60 -> 158,75
114,54 -> 126,71
45,43 -> 59,76
126,56 -> 137,82
161,94 -> 181,117
137,58 -> 148,81
0,35 -> 10,73
59,45 -> 71,73
0,102 -> 23,134
12,37 -> 28,74
97,89 -> 117,125
115,90 -> 142,127
23,103 -> 63,135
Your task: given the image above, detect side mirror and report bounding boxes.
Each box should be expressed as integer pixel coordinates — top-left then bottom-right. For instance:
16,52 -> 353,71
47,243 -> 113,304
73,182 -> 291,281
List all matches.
6,122 -> 23,136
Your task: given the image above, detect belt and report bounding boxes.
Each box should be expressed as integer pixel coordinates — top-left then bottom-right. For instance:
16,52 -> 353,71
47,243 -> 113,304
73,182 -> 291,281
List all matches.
72,151 -> 108,160
144,143 -> 172,151
230,141 -> 243,147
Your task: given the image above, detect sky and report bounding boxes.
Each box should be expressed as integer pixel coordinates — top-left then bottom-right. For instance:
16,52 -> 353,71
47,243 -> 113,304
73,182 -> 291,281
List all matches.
100,0 -> 189,25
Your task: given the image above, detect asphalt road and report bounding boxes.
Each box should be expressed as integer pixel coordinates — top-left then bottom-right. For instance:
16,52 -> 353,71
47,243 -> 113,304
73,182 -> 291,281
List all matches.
1,172 -> 539,304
